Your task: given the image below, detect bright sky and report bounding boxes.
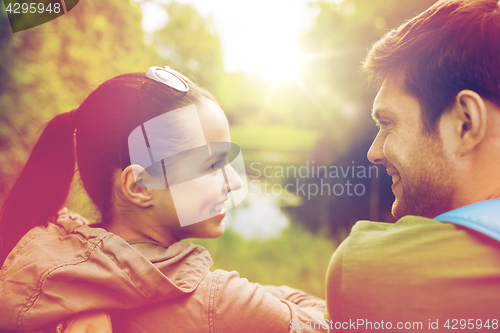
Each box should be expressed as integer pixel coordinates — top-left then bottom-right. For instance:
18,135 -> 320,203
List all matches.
140,0 -> 322,82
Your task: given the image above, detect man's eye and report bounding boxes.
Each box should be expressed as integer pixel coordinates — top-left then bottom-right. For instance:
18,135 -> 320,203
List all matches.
377,120 -> 390,129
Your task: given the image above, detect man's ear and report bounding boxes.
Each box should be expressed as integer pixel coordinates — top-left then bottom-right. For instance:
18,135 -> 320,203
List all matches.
453,90 -> 488,156
120,165 -> 154,208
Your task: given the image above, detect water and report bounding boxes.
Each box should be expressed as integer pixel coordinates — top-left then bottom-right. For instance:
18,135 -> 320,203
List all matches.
223,191 -> 290,241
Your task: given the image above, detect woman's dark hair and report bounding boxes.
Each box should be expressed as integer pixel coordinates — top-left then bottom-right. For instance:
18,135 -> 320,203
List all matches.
0,72 -> 216,266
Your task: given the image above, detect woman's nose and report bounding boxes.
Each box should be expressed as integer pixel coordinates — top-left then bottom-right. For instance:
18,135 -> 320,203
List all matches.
224,164 -> 243,192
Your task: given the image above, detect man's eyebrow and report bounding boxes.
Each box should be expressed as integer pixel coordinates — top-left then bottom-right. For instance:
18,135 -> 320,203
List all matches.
371,109 -> 395,122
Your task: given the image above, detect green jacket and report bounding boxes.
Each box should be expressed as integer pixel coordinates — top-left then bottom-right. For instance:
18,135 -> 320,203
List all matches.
325,216 -> 500,332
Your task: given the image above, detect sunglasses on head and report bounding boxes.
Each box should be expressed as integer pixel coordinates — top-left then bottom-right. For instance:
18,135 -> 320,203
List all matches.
144,66 -> 193,93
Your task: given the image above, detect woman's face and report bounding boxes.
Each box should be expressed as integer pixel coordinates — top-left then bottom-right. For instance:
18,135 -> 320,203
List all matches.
150,99 -> 243,240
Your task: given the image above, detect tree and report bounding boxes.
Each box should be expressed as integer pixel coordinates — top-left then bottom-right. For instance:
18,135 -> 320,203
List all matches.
0,0 -> 162,205
151,1 -> 224,91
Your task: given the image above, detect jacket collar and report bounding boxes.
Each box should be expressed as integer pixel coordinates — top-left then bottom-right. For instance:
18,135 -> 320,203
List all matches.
434,199 -> 500,242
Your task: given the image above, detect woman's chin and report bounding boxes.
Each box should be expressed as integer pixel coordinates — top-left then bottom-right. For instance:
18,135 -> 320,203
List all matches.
184,215 -> 225,239
206,225 -> 225,239
202,216 -> 225,238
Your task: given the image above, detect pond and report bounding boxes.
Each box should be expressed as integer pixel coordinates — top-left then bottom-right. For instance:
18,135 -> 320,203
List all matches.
223,181 -> 290,241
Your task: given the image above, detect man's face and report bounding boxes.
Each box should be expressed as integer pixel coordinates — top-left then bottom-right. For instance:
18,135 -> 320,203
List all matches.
367,76 -> 456,219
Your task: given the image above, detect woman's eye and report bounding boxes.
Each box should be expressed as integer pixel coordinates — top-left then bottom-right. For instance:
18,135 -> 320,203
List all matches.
208,159 -> 223,171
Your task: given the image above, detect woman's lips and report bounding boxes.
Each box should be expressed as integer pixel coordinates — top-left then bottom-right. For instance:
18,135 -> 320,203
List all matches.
216,208 -> 226,218
211,201 -> 225,213
210,200 -> 227,216
209,208 -> 225,221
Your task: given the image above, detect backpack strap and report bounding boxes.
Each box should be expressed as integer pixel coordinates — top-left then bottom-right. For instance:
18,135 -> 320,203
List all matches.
434,199 -> 500,242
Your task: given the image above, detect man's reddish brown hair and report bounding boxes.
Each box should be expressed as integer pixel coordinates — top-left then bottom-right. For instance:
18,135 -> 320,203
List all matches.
363,0 -> 500,134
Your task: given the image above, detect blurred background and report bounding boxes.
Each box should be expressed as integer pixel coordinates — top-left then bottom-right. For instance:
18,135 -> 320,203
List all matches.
0,0 -> 436,297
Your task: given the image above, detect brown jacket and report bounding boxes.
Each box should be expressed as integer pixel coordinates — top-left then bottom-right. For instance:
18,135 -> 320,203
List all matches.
0,209 -> 326,332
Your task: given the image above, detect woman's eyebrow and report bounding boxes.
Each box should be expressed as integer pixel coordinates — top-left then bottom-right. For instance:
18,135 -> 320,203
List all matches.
201,151 -> 229,167
210,151 -> 229,163
215,150 -> 229,157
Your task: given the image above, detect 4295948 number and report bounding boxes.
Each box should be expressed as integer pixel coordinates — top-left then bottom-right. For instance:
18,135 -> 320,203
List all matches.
5,2 -> 61,14
444,319 -> 498,330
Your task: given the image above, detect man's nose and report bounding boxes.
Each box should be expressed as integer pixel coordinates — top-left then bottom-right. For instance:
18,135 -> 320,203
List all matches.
367,131 -> 385,165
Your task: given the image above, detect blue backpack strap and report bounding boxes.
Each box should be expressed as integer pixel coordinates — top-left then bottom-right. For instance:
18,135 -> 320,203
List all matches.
434,199 -> 500,242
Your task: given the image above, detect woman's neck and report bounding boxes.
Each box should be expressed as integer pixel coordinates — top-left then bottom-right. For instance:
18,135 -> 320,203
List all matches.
105,212 -> 180,247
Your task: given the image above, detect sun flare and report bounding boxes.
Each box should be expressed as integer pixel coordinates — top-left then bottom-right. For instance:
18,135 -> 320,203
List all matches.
252,39 -> 305,83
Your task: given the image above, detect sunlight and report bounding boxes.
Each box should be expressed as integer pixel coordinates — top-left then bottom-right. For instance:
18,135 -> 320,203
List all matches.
139,0 -> 319,82
140,1 -> 168,33
252,39 -> 305,83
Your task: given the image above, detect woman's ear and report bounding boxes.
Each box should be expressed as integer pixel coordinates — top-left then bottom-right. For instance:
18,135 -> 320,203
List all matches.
452,90 -> 488,156
120,165 -> 154,208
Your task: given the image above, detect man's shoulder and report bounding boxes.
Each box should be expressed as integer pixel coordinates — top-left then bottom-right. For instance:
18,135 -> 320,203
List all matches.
340,215 -> 500,264
326,217 -> 500,320
348,216 -> 460,246
353,215 -> 448,232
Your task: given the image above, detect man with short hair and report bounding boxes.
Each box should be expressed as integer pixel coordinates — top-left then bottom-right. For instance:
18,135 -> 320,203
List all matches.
325,0 -> 500,330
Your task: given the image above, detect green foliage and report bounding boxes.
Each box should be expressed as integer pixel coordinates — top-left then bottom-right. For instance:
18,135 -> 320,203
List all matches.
0,0 -> 162,202
152,1 -> 224,91
189,224 -> 337,298
300,0 -> 438,148
212,72 -> 267,122
231,125 -> 321,153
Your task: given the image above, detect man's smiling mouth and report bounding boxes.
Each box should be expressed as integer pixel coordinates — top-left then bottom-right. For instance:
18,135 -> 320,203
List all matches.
386,168 -> 401,190
392,174 -> 401,184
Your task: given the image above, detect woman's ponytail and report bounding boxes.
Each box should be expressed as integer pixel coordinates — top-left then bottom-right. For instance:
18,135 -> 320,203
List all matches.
0,110 -> 77,266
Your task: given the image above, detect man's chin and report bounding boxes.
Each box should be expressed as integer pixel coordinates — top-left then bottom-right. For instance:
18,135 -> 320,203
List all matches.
391,199 -> 405,220
391,196 -> 414,220
391,196 -> 450,220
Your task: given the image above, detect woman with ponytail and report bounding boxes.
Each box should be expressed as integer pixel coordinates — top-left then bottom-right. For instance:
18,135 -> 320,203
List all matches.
0,111 -> 77,267
0,67 -> 325,333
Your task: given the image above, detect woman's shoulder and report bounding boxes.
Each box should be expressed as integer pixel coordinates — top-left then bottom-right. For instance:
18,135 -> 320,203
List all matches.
0,209 -> 214,331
